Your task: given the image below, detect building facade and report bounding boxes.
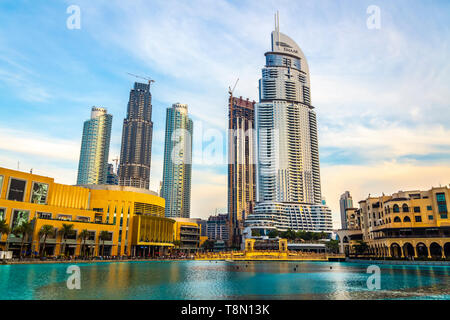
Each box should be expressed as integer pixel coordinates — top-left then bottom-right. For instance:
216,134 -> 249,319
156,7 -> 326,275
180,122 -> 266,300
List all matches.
119,82 -> 153,189
173,218 -> 200,251
207,214 -> 229,242
339,191 -> 353,230
76,107 -> 112,185
161,103 -> 193,218
106,163 -> 119,185
227,95 -> 256,248
0,167 -> 177,258
336,187 -> 450,259
245,14 -> 332,236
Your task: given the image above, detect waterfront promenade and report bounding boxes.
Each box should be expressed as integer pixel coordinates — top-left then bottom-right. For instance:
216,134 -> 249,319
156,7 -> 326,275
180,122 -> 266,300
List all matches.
195,250 -> 346,262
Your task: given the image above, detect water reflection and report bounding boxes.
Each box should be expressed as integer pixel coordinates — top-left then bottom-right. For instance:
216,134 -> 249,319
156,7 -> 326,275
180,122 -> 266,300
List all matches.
0,261 -> 448,300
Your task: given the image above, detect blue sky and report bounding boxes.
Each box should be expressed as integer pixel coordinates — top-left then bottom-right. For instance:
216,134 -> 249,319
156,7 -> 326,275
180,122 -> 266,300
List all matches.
0,0 -> 449,227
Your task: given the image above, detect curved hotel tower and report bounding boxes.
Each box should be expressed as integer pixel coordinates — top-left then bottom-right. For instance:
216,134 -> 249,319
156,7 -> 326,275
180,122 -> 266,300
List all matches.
76,107 -> 112,185
161,103 -> 193,218
245,15 -> 332,235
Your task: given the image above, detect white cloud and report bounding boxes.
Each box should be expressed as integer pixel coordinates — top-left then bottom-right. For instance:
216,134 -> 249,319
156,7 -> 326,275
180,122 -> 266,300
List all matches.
0,128 -> 79,161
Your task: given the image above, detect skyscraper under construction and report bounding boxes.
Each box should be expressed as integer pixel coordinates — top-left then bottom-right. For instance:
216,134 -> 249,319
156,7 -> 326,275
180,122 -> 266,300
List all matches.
118,82 -> 153,189
227,95 -> 256,247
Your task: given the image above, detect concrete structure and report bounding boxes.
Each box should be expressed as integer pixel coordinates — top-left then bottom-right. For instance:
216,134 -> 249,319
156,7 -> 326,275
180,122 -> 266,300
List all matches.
161,103 -> 193,218
227,95 -> 256,248
173,218 -> 200,251
245,13 -> 332,236
336,187 -> 450,259
0,167 -> 176,258
339,191 -> 353,229
119,82 -> 153,189
207,213 -> 229,241
76,107 -> 112,185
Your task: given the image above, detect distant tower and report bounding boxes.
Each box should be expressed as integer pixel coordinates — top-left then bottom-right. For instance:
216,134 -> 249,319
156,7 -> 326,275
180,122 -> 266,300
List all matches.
161,103 -> 193,218
118,82 -> 153,189
76,107 -> 112,185
340,191 -> 354,229
228,95 -> 256,247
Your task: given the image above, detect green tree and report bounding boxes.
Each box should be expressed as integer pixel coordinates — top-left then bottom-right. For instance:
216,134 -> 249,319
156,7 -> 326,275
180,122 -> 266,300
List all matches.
251,229 -> 261,237
325,240 -> 340,254
38,224 -> 55,257
0,220 -> 10,251
201,240 -> 214,251
78,229 -> 90,258
99,231 -> 110,257
58,223 -> 75,256
268,230 -> 279,239
12,221 -> 34,258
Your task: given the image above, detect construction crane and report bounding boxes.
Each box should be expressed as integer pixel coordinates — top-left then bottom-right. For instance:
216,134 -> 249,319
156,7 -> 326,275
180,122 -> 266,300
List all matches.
228,78 -> 239,96
127,72 -> 156,88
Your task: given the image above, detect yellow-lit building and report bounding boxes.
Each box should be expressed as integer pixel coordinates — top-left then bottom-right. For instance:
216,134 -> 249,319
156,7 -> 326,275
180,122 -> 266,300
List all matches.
336,186 -> 450,259
173,218 -> 200,252
0,167 -> 175,257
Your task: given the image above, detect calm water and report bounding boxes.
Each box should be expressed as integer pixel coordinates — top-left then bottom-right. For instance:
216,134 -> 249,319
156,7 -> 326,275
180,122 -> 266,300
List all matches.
0,260 -> 449,300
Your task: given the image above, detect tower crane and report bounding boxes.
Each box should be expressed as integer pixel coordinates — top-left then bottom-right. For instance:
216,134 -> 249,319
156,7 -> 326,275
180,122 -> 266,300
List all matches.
228,78 -> 239,96
126,73 -> 156,88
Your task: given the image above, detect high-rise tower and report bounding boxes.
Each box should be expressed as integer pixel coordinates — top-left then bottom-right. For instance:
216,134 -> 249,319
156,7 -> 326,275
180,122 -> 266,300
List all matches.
119,82 -> 153,189
245,13 -> 332,236
340,191 -> 354,229
76,107 -> 112,185
228,95 -> 256,247
161,103 -> 193,218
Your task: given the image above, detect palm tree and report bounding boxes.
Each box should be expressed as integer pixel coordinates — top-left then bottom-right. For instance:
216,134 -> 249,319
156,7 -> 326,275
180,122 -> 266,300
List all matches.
58,224 -> 75,257
78,229 -> 90,258
0,220 -> 10,251
38,225 -> 55,257
12,222 -> 34,259
99,231 -> 110,257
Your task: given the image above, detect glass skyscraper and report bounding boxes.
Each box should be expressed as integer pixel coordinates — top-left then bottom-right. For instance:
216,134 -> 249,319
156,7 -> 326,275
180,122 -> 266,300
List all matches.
76,107 -> 112,185
161,103 -> 193,218
244,15 -> 333,235
119,82 -> 153,189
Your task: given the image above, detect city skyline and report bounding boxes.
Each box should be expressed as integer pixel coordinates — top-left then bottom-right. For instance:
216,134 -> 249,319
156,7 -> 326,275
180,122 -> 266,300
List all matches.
0,1 -> 449,227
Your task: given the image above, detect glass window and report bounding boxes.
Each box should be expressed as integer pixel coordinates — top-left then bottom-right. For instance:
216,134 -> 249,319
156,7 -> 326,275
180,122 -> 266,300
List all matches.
441,214 -> 448,219
0,207 -> 6,221
415,216 -> 422,222
38,212 -> 52,219
436,193 -> 447,214
0,175 -> 4,196
30,182 -> 49,204
414,207 -> 421,213
427,206 -> 432,211
10,209 -> 30,230
88,231 -> 96,241
7,178 -> 27,202
428,215 -> 434,220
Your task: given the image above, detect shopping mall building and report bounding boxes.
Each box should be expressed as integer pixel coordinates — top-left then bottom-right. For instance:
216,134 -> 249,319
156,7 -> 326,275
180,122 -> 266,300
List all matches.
0,167 -> 199,257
